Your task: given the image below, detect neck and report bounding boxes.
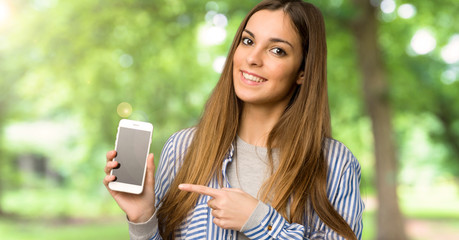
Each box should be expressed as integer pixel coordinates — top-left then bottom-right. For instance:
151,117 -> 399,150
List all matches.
237,102 -> 286,147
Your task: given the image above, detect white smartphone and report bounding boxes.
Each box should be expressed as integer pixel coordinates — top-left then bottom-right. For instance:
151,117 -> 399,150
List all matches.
109,119 -> 153,194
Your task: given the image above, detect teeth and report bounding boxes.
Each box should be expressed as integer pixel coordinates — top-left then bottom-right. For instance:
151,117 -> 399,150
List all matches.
243,72 -> 265,83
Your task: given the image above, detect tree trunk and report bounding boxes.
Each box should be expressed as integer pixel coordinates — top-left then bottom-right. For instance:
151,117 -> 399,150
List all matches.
350,0 -> 407,239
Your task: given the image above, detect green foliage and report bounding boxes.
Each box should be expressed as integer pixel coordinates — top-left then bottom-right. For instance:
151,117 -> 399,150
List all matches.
0,0 -> 262,217
0,0 -> 458,238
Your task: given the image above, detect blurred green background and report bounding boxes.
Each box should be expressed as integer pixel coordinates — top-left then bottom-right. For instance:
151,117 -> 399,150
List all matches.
0,0 -> 458,239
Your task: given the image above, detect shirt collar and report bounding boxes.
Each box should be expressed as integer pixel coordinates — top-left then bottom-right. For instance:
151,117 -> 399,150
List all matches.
221,142 -> 235,188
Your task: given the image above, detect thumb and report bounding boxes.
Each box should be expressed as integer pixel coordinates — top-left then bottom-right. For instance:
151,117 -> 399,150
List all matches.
145,153 -> 155,188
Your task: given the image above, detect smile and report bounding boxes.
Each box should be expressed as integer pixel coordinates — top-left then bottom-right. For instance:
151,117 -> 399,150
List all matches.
242,71 -> 267,83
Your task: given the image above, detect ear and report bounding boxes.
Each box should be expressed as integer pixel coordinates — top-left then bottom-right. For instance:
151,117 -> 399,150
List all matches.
296,71 -> 304,85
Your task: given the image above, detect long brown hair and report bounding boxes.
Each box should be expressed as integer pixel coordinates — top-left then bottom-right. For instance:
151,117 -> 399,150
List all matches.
157,0 -> 356,239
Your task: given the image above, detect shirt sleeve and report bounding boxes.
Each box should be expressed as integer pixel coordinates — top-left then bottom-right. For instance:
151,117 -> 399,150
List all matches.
240,201 -> 270,232
241,140 -> 364,240
320,140 -> 364,239
241,204 -> 305,239
128,128 -> 196,240
128,211 -> 160,240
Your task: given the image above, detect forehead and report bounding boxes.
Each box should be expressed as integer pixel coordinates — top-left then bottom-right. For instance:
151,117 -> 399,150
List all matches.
245,9 -> 301,46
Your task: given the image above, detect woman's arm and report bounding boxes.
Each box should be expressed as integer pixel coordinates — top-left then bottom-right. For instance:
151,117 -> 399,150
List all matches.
128,128 -> 196,240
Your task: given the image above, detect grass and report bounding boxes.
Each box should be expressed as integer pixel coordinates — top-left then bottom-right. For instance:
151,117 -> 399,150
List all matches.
2,187 -> 119,219
0,216 -> 129,240
2,214 -> 376,240
1,187 -> 130,240
1,182 -> 458,239
1,210 -> 459,240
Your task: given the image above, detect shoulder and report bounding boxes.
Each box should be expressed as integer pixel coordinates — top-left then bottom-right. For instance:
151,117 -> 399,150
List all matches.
155,128 -> 197,201
159,127 -> 196,164
323,138 -> 361,176
323,138 -> 363,205
321,139 -> 364,236
165,127 -> 196,145
162,127 -> 196,155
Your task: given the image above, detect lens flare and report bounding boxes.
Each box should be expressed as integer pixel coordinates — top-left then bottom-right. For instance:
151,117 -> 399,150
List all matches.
0,1 -> 12,25
117,102 -> 132,118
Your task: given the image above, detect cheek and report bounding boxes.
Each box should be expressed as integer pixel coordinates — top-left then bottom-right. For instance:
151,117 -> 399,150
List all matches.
280,59 -> 301,80
232,48 -> 243,67
270,63 -> 296,82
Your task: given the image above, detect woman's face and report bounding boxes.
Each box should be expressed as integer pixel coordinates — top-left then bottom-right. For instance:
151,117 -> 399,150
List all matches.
232,9 -> 304,108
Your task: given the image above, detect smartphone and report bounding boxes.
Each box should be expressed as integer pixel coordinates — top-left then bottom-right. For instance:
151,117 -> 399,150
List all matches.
109,119 -> 153,194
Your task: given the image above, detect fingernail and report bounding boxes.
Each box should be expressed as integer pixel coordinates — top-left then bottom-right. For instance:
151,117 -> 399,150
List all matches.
178,184 -> 184,189
114,163 -> 120,169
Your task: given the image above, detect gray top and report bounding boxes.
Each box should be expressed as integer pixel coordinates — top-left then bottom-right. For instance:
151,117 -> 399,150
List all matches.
227,136 -> 273,198
226,136 -> 274,239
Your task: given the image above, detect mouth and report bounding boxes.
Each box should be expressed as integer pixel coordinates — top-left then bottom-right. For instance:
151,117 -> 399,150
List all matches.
241,71 -> 267,83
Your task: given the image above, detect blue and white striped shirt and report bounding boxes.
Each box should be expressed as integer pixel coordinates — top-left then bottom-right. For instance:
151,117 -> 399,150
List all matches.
129,127 -> 364,239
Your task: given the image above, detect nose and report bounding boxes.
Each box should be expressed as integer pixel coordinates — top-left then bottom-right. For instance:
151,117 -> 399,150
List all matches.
246,47 -> 263,67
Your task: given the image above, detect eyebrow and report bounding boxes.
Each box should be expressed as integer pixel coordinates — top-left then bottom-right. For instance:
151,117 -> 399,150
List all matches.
243,29 -> 294,49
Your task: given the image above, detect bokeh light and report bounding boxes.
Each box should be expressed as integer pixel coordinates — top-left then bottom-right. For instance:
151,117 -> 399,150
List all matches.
410,29 -> 436,55
398,4 -> 416,19
212,56 -> 226,73
212,13 -> 227,27
380,0 -> 396,14
205,1 -> 219,12
441,34 -> 459,64
32,0 -> 57,11
0,0 -> 11,25
119,53 -> 134,68
441,69 -> 457,85
199,25 -> 226,46
117,102 -> 133,118
199,11 -> 228,46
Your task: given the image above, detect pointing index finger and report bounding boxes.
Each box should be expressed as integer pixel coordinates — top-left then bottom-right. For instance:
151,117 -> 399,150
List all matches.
179,184 -> 220,198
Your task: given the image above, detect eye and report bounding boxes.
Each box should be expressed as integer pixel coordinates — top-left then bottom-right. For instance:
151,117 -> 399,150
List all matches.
270,47 -> 286,56
241,37 -> 253,46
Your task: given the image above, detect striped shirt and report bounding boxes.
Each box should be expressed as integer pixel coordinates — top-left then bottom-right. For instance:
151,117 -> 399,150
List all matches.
129,127 -> 364,239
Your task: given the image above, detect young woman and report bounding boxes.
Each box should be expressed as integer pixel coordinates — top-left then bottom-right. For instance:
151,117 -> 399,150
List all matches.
104,0 -> 364,239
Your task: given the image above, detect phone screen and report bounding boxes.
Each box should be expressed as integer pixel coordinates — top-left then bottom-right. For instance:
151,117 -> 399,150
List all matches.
113,127 -> 151,185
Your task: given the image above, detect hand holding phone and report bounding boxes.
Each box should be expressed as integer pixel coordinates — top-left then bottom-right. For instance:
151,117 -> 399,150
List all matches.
104,150 -> 156,223
103,119 -> 156,222
109,119 -> 153,194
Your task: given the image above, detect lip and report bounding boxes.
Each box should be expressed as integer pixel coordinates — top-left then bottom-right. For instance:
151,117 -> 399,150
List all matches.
240,70 -> 267,85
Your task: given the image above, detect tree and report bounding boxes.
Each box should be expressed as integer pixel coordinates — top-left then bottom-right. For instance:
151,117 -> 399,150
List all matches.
1,1 -> 459,237
0,0 -> 259,216
350,0 -> 407,239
